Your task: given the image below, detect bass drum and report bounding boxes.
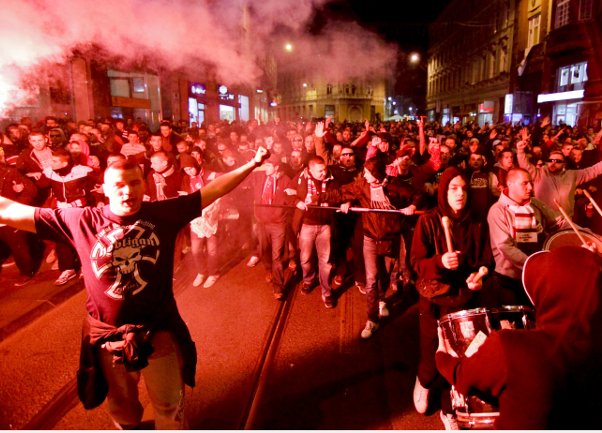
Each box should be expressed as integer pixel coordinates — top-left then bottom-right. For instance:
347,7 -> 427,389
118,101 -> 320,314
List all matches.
543,229 -> 602,252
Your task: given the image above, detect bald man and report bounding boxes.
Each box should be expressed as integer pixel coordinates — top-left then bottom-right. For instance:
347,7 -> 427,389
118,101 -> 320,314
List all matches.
485,168 -> 569,306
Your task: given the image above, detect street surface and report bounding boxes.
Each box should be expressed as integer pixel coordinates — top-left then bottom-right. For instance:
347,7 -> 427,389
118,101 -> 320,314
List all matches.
0,245 -> 443,430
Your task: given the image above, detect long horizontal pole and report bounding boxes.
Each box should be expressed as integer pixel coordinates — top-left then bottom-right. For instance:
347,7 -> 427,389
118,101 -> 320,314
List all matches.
254,203 -> 426,215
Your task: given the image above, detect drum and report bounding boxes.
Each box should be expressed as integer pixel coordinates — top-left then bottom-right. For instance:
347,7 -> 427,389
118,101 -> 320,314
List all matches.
543,229 -> 602,252
439,306 -> 536,429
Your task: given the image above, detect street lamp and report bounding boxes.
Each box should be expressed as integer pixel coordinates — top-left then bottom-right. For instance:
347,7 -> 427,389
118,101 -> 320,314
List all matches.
409,52 -> 420,65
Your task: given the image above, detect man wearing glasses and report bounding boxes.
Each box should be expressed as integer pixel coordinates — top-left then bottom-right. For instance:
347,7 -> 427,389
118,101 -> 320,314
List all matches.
517,140 -> 602,217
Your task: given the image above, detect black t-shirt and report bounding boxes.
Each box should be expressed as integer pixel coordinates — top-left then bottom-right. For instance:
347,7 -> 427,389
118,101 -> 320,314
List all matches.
35,190 -> 202,326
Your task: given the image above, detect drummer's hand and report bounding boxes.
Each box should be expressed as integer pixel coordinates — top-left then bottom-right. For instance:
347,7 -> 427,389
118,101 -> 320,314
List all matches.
582,241 -> 602,255
466,272 -> 483,291
437,326 -> 458,358
442,251 -> 460,270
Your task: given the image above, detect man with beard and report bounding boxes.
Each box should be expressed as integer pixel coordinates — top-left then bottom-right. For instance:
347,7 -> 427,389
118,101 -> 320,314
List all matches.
516,136 -> 602,217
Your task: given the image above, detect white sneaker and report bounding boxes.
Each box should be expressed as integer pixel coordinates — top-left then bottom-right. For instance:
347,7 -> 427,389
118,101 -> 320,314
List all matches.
203,275 -> 218,288
55,269 -> 77,286
378,301 -> 389,318
440,410 -> 459,430
413,377 -> 430,414
193,273 -> 205,287
360,320 -> 379,339
246,256 -> 260,267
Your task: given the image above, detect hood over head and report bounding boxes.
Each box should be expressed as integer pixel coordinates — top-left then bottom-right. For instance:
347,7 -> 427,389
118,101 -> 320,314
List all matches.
437,166 -> 470,221
522,246 -> 601,353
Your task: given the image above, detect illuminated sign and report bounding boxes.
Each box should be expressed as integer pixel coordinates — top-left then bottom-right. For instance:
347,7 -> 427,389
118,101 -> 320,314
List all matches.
217,84 -> 235,101
190,83 -> 206,95
537,90 -> 584,103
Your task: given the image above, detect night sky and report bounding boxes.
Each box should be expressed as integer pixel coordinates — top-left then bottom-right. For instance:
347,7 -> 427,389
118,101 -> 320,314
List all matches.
313,0 -> 452,109
318,0 -> 452,51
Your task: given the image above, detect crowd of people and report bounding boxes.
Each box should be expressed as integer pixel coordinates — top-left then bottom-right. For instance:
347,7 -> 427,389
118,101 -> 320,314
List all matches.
0,112 -> 601,429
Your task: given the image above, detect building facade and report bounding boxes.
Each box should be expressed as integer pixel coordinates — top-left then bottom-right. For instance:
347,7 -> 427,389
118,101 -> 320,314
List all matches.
275,73 -> 387,123
427,0 -> 601,128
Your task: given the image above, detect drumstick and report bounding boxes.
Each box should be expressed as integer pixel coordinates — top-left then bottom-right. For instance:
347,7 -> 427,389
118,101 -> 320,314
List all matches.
473,266 -> 489,283
553,199 -> 588,245
583,189 -> 602,218
441,216 -> 454,253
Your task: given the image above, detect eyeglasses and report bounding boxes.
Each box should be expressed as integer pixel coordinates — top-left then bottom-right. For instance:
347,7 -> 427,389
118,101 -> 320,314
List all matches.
547,158 -> 565,163
341,153 -> 354,157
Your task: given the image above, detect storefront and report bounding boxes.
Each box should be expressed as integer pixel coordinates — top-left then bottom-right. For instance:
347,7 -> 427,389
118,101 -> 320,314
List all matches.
188,82 -> 207,127
108,69 -> 161,130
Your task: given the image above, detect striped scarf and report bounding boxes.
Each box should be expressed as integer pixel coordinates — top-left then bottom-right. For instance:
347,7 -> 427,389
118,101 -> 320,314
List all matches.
369,183 -> 395,210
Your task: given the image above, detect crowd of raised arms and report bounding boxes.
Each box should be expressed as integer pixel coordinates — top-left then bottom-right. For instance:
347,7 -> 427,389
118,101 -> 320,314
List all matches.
1,114 -> 601,288
1,113 -> 601,429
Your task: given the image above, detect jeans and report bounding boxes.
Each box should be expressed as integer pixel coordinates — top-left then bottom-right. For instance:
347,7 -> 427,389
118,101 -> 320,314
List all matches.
363,236 -> 398,322
299,224 -> 332,299
257,222 -> 286,291
99,331 -> 186,429
190,233 -> 218,276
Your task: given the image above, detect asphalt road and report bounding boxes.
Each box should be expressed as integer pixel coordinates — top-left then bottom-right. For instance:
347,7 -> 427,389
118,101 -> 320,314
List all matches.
0,248 -> 443,430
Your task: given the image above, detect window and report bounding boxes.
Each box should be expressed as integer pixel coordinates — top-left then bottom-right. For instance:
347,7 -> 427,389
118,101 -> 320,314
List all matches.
555,0 -> 570,28
559,66 -> 570,87
579,0 -> 593,20
527,14 -> 541,48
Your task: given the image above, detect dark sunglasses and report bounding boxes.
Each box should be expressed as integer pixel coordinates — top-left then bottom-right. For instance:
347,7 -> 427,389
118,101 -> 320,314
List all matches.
547,158 -> 565,163
341,152 -> 354,156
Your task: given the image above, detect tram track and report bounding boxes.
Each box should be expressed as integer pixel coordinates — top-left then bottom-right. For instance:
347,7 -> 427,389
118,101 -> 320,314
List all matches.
17,243 -> 297,430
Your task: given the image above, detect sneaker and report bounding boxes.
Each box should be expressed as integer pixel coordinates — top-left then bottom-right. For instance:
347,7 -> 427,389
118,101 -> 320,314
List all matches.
300,282 -> 314,294
14,275 -> 33,287
378,301 -> 389,318
323,295 -> 335,309
203,275 -> 219,288
331,275 -> 344,289
360,320 -> 379,339
355,281 -> 367,295
55,269 -> 77,286
413,377 -> 430,414
192,273 -> 205,287
439,410 -> 459,430
246,256 -> 260,267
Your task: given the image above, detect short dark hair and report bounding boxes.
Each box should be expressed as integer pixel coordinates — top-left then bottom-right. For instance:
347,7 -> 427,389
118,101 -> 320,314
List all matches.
103,159 -> 142,182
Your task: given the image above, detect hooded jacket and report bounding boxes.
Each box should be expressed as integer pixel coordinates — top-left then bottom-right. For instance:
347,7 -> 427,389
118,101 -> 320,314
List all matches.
411,167 -> 492,303
436,246 -> 602,429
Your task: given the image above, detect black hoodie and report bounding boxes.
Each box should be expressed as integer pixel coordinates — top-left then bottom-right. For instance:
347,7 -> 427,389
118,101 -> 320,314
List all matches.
411,167 -> 493,303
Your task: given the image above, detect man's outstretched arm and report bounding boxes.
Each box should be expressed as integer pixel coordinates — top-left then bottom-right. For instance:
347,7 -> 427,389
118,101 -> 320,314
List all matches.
0,196 -> 37,233
200,146 -> 270,210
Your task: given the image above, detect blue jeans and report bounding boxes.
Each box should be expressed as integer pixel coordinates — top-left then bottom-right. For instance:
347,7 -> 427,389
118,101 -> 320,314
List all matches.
190,233 -> 218,276
257,222 -> 286,291
363,236 -> 398,322
299,224 -> 332,299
